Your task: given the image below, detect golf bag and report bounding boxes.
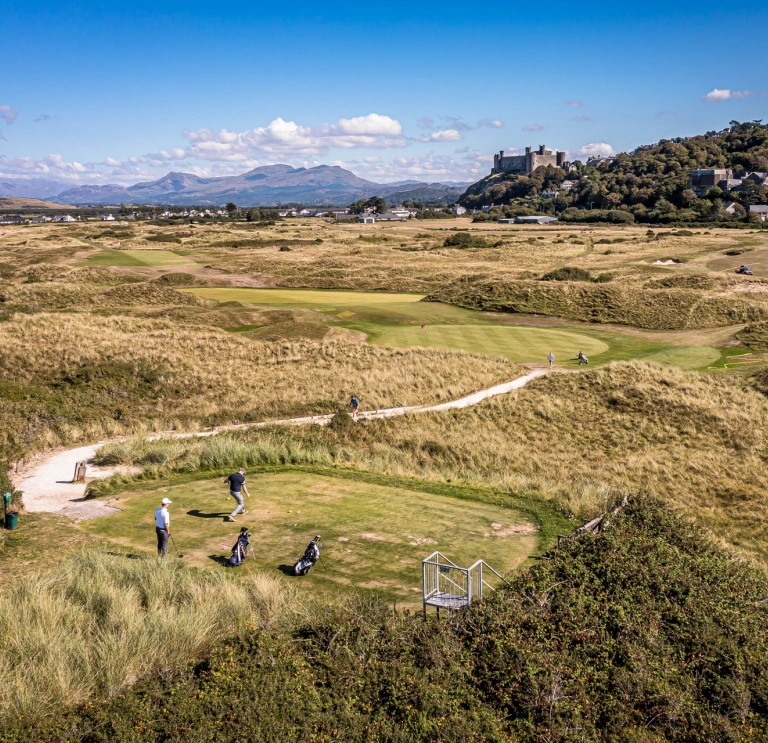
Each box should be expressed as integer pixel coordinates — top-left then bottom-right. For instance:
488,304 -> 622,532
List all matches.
293,535 -> 321,576
228,528 -> 251,567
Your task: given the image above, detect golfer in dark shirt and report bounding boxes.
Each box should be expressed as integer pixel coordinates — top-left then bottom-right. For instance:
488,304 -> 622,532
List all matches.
225,467 -> 250,522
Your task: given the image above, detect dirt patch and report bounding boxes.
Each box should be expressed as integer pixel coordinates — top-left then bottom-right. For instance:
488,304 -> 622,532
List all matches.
486,522 -> 539,537
361,533 -> 386,541
407,535 -> 437,546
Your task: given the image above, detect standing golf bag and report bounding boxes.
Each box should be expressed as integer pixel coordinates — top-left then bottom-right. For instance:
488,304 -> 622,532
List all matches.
293,535 -> 321,576
228,528 -> 252,567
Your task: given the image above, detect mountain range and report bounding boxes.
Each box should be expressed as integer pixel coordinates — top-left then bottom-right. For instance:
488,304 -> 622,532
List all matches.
0,166 -> 470,207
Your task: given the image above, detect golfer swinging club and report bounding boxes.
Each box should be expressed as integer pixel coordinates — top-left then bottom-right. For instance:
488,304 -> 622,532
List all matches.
155,497 -> 171,557
225,467 -> 250,522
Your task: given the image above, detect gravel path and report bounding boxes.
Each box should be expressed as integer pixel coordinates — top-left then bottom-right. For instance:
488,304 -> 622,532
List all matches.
13,369 -> 548,520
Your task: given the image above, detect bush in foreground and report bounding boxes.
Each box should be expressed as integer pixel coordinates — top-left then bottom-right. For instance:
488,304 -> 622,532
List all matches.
8,498 -> 768,741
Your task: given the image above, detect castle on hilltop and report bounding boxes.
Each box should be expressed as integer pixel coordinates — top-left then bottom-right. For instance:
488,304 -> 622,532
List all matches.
492,145 -> 567,175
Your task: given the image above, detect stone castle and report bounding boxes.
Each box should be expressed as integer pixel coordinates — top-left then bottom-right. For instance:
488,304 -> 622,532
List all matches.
492,144 -> 567,175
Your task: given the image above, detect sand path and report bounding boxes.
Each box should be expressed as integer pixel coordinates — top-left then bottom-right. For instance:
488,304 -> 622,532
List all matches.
13,368 -> 548,520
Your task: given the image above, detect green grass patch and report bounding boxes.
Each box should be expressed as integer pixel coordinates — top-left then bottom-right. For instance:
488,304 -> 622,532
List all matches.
84,249 -> 195,267
81,471 -> 541,606
372,324 -> 609,364
185,287 -> 425,307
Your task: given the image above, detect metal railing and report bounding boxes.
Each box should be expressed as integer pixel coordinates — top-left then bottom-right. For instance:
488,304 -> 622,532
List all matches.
422,552 -> 508,617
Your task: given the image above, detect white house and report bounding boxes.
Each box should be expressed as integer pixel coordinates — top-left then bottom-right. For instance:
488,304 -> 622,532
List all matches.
750,205 -> 768,222
30,215 -> 52,223
99,214 -> 116,221
359,215 -> 376,224
54,215 -> 77,222
451,205 -> 467,215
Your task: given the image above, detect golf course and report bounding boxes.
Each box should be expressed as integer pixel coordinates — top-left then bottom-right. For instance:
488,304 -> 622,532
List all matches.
186,286 -> 730,368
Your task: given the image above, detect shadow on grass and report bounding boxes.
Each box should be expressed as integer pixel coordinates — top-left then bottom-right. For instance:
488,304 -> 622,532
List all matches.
105,551 -> 144,560
277,563 -> 298,576
207,554 -> 231,567
188,509 -> 229,520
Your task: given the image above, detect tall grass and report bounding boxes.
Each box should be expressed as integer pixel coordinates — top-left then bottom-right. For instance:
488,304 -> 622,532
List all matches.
0,549 -> 304,720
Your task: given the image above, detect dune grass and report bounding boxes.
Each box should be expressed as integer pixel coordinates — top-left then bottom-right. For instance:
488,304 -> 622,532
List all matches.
0,549 -> 303,720
0,312 -> 518,459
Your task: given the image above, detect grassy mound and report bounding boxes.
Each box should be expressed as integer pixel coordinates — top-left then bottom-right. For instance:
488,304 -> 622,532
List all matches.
737,321 -> 768,351
426,275 -> 768,329
9,499 -> 768,741
0,313 -> 519,459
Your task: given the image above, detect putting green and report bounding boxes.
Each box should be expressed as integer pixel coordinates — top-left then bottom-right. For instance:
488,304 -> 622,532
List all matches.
81,472 -> 538,606
186,287 -> 425,307
374,324 -> 609,363
86,249 -> 194,267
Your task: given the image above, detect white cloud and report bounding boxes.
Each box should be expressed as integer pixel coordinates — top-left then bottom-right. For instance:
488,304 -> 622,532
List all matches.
364,156 -> 380,163
702,88 -> 755,101
423,129 -> 464,142
565,101 -> 583,108
478,118 -> 504,128
0,106 -> 19,125
34,114 -> 52,122
576,142 -> 616,157
572,116 -> 591,122
0,129 -> 5,142
522,124 -> 544,131
105,157 -> 121,166
183,113 -> 408,161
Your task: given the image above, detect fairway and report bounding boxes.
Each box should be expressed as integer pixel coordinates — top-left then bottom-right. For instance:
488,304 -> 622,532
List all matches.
374,324 -> 609,363
82,472 -> 539,605
85,248 -> 195,267
187,287 -> 425,307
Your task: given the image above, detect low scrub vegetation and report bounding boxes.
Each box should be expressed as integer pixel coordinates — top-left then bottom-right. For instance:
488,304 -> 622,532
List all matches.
8,499 -> 768,741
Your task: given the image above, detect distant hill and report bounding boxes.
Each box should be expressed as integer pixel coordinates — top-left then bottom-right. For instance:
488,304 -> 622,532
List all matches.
0,178 -> 71,200
0,196 -> 73,212
41,166 -> 471,207
385,184 -> 468,205
55,165 -> 385,206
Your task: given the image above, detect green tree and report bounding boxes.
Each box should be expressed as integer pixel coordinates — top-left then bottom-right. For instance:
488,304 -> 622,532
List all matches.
226,202 -> 237,214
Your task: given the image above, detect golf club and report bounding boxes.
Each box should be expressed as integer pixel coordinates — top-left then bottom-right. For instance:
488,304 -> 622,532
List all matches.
170,533 -> 183,558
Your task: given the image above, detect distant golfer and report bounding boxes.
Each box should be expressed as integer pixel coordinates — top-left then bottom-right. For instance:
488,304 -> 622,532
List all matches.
225,467 -> 250,522
548,352 -> 554,369
155,497 -> 171,557
350,395 -> 360,421
578,350 -> 589,365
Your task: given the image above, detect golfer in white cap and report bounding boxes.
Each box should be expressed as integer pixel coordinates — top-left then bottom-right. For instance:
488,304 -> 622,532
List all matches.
155,497 -> 172,557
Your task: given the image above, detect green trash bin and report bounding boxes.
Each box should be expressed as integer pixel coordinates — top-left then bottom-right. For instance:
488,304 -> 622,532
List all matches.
4,511 -> 18,530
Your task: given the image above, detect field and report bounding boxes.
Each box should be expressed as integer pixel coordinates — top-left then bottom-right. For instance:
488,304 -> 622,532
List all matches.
81,471 -> 542,606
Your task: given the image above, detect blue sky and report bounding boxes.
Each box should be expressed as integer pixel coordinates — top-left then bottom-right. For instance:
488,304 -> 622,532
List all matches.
2,0 -> 767,185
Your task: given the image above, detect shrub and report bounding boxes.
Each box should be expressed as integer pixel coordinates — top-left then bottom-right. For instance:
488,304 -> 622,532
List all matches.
443,231 -> 488,249
540,266 -> 593,282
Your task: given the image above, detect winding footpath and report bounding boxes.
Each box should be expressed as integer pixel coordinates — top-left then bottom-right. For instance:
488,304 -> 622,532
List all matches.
13,368 -> 548,520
